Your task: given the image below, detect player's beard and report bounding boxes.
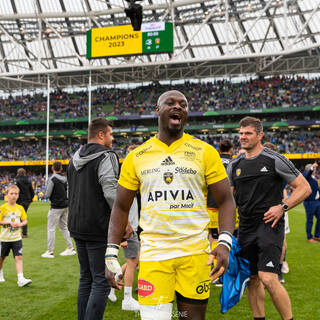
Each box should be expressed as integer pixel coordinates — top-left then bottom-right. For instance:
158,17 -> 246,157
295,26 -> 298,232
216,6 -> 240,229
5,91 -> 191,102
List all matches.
167,125 -> 183,137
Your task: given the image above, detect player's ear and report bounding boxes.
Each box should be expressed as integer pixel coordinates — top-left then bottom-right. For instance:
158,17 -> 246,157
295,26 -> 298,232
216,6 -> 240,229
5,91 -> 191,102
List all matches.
259,131 -> 264,140
155,106 -> 160,115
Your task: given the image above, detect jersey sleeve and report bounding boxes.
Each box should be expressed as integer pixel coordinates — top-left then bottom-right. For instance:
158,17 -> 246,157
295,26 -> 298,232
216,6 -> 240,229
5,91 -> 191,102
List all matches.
226,162 -> 234,187
20,205 -> 27,221
0,205 -> 4,221
118,151 -> 140,191
274,153 -> 300,184
204,144 -> 228,185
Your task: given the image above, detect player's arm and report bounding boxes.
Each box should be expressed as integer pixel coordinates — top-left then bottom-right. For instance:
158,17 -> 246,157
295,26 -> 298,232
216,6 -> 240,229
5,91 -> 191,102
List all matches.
264,153 -> 312,227
209,178 -> 235,234
108,184 -> 136,246
43,178 -> 54,199
207,178 -> 236,281
105,184 -> 136,288
264,173 -> 311,227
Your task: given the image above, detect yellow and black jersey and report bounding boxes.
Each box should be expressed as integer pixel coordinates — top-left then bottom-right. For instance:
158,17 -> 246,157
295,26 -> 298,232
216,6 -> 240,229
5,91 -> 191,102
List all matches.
119,133 -> 227,261
0,203 -> 27,242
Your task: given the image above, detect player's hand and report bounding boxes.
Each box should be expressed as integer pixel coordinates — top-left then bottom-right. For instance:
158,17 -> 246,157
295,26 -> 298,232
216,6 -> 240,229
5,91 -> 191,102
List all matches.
263,205 -> 283,227
123,224 -> 133,239
105,267 -> 123,290
11,222 -> 19,228
105,244 -> 123,275
120,241 -> 128,248
207,244 -> 229,282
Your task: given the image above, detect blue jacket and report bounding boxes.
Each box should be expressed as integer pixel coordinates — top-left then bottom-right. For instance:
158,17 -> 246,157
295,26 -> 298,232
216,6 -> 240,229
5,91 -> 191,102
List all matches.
302,169 -> 320,202
220,237 -> 251,314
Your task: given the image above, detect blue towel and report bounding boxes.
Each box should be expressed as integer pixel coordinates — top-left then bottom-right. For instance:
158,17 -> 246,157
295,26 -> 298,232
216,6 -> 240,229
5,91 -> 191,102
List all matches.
220,236 -> 251,314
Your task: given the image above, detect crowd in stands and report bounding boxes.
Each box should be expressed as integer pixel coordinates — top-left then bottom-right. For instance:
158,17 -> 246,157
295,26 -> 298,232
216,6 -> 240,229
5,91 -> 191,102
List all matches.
0,131 -> 318,163
1,76 -> 320,119
0,171 -> 45,200
0,129 -> 318,198
0,140 -> 83,161
201,132 -> 320,155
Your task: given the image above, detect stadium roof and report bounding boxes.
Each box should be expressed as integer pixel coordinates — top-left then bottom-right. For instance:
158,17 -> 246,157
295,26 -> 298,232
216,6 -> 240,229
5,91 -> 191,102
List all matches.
0,0 -> 320,91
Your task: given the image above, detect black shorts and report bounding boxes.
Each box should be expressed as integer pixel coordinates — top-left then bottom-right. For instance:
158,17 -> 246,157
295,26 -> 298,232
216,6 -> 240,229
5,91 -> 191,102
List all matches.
239,222 -> 284,275
0,240 -> 23,258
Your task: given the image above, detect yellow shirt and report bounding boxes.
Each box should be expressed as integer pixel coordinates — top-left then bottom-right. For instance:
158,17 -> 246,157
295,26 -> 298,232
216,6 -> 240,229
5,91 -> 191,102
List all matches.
0,203 -> 27,242
119,133 -> 227,261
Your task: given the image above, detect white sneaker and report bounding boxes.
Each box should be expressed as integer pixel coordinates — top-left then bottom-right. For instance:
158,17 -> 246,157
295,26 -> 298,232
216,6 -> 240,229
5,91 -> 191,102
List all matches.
122,298 -> 140,311
108,289 -> 117,302
0,270 -> 5,282
281,261 -> 289,274
60,248 -> 76,256
41,251 -> 54,258
17,277 -> 32,287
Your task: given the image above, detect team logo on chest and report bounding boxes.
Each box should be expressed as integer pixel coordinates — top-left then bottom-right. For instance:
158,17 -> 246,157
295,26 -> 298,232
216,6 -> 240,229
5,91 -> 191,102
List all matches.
236,168 -> 241,176
163,172 -> 173,184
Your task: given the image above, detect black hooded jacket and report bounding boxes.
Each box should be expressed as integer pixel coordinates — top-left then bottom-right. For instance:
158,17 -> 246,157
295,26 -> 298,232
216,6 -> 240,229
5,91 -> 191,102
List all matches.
16,176 -> 35,205
67,143 -> 119,242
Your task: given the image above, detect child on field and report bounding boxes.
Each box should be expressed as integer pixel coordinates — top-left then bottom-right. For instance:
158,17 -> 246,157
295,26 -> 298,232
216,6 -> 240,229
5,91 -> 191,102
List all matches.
0,184 -> 32,287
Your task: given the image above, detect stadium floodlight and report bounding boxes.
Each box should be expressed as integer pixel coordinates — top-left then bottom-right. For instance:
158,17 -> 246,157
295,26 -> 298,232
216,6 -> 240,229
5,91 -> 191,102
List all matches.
124,0 -> 143,31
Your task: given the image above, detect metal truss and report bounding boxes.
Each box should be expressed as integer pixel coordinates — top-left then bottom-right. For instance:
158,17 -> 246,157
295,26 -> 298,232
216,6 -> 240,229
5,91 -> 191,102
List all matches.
0,0 -> 319,91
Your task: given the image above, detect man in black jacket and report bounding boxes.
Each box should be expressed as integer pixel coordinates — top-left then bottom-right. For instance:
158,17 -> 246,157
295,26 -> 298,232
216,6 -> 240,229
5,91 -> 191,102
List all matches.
16,168 -> 35,238
67,118 -> 120,320
41,161 -> 75,258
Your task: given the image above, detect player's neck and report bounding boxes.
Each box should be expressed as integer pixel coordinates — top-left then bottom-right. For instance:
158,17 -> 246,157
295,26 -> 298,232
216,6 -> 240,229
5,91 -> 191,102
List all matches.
7,201 -> 16,208
157,131 -> 183,146
245,144 -> 263,158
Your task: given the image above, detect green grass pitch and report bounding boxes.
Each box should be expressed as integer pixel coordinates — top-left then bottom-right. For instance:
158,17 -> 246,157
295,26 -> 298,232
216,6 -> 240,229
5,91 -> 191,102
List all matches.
0,202 -> 319,319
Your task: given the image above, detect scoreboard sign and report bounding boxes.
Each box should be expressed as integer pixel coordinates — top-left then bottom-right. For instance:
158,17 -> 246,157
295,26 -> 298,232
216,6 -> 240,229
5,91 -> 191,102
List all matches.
87,22 -> 173,58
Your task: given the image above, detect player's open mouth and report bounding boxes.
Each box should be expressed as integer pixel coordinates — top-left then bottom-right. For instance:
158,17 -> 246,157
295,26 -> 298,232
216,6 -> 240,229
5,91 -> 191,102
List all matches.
169,113 -> 182,125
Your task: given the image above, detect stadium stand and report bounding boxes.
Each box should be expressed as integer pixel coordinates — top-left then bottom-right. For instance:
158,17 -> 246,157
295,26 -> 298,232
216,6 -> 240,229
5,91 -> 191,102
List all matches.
0,77 -> 319,198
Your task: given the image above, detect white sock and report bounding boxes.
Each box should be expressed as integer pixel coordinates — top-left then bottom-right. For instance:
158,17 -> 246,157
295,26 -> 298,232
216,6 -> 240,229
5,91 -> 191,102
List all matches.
124,286 -> 132,300
17,273 -> 24,280
109,288 -> 115,296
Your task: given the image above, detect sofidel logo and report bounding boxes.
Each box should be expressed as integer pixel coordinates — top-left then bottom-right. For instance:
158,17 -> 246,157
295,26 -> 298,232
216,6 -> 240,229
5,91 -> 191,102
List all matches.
138,279 -> 155,297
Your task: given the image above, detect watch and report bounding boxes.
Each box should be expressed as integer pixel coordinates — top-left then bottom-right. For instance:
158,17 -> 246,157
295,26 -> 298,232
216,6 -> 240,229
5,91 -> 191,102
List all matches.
281,202 -> 289,212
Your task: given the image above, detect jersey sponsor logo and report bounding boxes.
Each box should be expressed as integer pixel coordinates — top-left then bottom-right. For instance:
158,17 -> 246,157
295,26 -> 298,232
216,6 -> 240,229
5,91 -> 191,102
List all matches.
161,156 -> 175,165
135,146 -> 152,157
184,151 -> 196,161
170,202 -> 194,209
236,168 -> 241,176
260,166 -> 268,172
196,280 -> 210,294
147,189 -> 194,202
138,279 -> 155,297
163,172 -> 173,184
266,261 -> 274,267
174,167 -> 197,175
184,142 -> 202,151
141,168 -> 161,176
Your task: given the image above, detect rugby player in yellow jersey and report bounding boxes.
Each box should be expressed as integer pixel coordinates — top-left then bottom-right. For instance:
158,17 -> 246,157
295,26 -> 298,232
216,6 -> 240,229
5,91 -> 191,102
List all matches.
105,90 -> 236,320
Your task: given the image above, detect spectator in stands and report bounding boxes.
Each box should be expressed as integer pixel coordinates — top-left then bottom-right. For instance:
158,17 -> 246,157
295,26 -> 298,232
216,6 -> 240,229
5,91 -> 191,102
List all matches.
16,168 -> 34,238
